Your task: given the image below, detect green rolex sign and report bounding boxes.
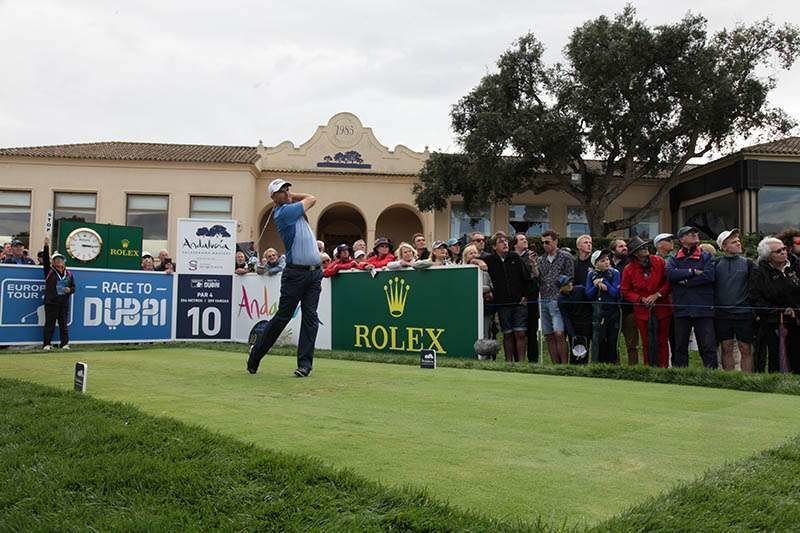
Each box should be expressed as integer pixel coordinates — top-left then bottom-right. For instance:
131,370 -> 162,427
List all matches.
57,221 -> 143,270
330,267 -> 480,357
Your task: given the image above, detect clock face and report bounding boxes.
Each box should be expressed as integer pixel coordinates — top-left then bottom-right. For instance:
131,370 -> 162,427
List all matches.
66,228 -> 103,262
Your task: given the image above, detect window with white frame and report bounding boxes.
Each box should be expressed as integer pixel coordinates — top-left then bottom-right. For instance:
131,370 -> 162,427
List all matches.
508,204 -> 549,236
54,192 -> 96,224
450,202 -> 491,238
190,196 -> 232,219
127,194 -> 169,252
566,207 -> 589,237
0,190 -> 31,247
624,208 -> 660,239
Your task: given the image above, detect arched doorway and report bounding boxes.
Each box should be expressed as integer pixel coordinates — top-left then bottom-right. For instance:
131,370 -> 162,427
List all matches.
257,205 -> 283,256
317,203 -> 367,255
375,205 -> 423,249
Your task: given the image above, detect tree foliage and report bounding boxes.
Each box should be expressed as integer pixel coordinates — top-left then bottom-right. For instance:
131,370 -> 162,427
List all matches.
414,6 -> 800,235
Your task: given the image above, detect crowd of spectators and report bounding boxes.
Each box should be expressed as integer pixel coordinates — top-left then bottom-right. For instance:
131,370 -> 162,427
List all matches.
5,224 -> 799,372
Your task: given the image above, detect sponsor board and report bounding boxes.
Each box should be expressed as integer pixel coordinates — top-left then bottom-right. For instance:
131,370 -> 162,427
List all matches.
231,273 -> 331,349
175,274 -> 232,340
176,219 -> 237,275
330,266 -> 481,357
0,264 -> 173,344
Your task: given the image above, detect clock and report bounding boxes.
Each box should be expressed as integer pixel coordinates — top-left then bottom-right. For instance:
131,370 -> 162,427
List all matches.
65,227 -> 103,262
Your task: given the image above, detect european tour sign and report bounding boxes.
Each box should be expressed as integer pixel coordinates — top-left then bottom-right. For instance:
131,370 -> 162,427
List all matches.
330,266 -> 481,357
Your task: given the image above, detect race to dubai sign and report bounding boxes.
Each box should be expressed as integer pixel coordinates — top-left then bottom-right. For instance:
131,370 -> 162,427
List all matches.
176,218 -> 237,275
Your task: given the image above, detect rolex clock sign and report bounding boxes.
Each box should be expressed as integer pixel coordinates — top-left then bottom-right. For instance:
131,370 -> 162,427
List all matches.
57,221 -> 143,270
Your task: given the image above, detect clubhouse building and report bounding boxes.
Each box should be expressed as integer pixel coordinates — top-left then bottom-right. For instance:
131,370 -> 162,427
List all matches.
1,112 -> 798,256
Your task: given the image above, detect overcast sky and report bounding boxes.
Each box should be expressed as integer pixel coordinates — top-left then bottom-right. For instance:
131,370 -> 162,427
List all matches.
1,1 -> 798,155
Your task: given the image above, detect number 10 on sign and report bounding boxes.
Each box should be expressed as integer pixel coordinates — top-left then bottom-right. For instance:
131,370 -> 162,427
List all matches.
187,306 -> 222,336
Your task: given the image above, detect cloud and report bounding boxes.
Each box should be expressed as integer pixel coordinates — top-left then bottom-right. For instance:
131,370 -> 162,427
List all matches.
0,0 -> 797,153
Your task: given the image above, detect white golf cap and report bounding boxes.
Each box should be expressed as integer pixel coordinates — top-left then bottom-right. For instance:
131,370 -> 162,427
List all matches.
268,178 -> 292,196
142,251 -> 152,259
716,228 -> 740,249
653,233 -> 674,246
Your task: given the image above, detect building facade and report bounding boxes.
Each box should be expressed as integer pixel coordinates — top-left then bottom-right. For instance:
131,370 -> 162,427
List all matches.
1,112 -> 796,259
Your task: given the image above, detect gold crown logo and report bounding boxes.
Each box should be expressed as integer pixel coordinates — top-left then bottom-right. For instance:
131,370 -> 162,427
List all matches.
121,239 -> 130,249
384,277 -> 410,318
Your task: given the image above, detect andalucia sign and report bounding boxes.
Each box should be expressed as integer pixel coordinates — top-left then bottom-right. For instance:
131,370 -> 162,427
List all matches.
330,266 -> 480,357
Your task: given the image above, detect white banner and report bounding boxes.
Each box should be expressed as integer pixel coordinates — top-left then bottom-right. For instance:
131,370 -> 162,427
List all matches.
231,272 -> 331,349
176,218 -> 237,275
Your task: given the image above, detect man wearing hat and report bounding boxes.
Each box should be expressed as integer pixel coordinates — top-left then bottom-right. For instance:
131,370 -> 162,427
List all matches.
248,179 -> 322,378
713,229 -> 754,372
41,236 -> 75,350
620,236 -> 672,367
447,238 -> 462,264
666,226 -> 718,368
653,233 -> 675,259
323,244 -> 357,277
2,239 -> 35,265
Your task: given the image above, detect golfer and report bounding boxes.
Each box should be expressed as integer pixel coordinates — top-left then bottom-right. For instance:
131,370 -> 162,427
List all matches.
247,179 -> 322,377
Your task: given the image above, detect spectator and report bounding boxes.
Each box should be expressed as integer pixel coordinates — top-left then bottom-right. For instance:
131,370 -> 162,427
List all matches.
585,249 -> 621,364
154,249 -> 170,271
259,248 -> 286,276
712,229 -> 754,372
620,237 -> 672,368
2,239 -> 35,265
777,228 -> 800,264
667,226 -> 718,368
485,231 -> 531,362
430,240 -> 451,266
234,251 -> 252,275
160,257 -> 175,274
536,229 -> 574,364
320,253 -> 332,268
653,233 -> 675,259
700,243 -> 717,256
513,232 -> 540,363
387,242 -> 421,270
463,244 -> 494,341
470,231 -> 490,259
323,245 -> 356,277
750,236 -> 800,373
574,235 -> 593,287
363,237 -> 396,270
141,256 -> 155,271
0,241 -> 10,261
317,240 -> 325,253
353,239 -> 367,254
41,236 -> 75,350
354,249 -> 367,265
610,238 -> 640,365
412,233 -> 430,260
447,238 -> 462,264
36,250 -> 45,265
558,275 -> 592,364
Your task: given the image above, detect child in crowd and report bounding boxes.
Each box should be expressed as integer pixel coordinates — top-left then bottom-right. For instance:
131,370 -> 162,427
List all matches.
585,249 -> 621,363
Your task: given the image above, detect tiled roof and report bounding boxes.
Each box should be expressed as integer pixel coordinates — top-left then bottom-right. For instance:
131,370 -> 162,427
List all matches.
740,137 -> 800,155
0,141 -> 259,164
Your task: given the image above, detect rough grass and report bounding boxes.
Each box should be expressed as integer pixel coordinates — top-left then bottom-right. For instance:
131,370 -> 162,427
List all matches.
0,378 -> 530,532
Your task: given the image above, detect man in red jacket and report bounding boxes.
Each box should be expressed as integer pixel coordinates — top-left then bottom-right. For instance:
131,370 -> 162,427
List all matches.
620,236 -> 672,367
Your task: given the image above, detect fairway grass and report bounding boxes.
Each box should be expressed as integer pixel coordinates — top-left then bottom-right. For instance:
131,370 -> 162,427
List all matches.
2,348 -> 800,528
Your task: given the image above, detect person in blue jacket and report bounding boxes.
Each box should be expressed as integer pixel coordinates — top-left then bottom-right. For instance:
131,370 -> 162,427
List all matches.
585,249 -> 621,364
666,226 -> 717,368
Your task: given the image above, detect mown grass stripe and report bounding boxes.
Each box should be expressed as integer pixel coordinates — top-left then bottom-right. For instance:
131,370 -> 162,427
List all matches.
0,377 -> 540,532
